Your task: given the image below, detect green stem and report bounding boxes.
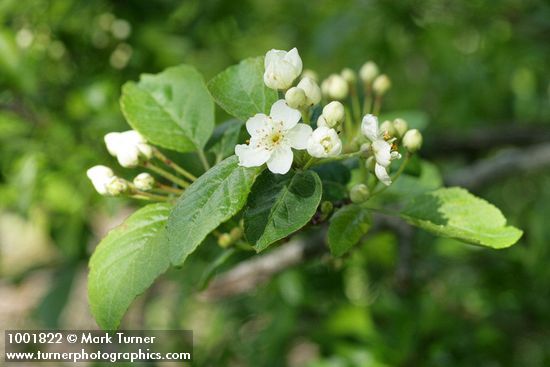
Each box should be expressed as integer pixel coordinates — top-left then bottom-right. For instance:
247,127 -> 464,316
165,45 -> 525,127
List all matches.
154,149 -> 197,181
302,157 -> 318,170
373,95 -> 383,116
156,183 -> 184,195
142,162 -> 190,188
363,85 -> 373,115
371,153 -> 411,197
131,189 -> 171,202
197,149 -> 211,171
300,108 -> 311,124
344,106 -> 354,143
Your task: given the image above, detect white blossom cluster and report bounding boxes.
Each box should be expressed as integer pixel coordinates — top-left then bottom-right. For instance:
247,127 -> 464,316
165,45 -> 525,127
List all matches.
235,47 -> 419,183
87,130 -> 156,196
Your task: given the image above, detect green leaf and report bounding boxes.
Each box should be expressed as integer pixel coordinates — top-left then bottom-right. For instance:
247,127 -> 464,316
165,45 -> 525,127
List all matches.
383,161 -> 443,200
313,162 -> 352,201
120,64 -> 214,152
207,57 -> 278,121
401,187 -> 523,249
328,204 -> 372,256
88,203 -> 171,330
167,156 -> 263,265
206,119 -> 244,162
244,170 -> 323,252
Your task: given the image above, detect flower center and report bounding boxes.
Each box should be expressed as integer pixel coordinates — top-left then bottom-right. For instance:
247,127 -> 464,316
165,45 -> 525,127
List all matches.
320,137 -> 333,151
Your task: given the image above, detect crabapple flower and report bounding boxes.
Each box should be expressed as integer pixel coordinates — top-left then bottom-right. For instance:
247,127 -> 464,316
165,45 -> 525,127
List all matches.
235,100 -> 312,174
86,165 -> 114,195
297,77 -> 321,106
359,61 -> 379,84
104,130 -> 153,168
321,74 -> 349,100
322,101 -> 345,128
133,172 -> 155,191
263,48 -> 303,90
402,129 -> 423,152
361,114 -> 401,186
307,126 -> 342,158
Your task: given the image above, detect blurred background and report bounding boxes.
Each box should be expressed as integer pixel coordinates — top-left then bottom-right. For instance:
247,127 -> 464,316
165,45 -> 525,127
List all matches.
1,0 -> 550,366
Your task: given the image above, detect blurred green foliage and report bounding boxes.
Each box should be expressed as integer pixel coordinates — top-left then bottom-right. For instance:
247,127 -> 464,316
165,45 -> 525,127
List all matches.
1,0 -> 550,366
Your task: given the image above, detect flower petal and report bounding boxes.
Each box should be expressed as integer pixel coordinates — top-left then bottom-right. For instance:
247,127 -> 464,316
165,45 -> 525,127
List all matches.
287,123 -> 313,150
372,139 -> 392,167
361,114 -> 380,141
270,100 -> 301,130
267,145 -> 293,174
246,113 -> 270,136
375,163 -> 392,186
284,47 -> 303,74
264,49 -> 286,68
235,144 -> 271,168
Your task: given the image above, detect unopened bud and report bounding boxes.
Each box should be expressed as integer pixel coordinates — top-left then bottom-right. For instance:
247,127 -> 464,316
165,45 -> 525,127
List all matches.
133,172 -> 155,191
321,74 -> 349,100
285,87 -> 307,109
341,68 -> 357,84
373,74 -> 391,95
393,118 -> 408,138
301,69 -> 319,82
402,129 -> 423,153
106,177 -> 129,196
380,120 -> 396,137
297,77 -> 321,106
217,233 -> 232,248
317,115 -> 328,128
320,201 -> 334,215
322,101 -> 345,128
366,156 -> 376,172
359,61 -> 379,84
229,227 -> 243,241
350,184 -> 370,203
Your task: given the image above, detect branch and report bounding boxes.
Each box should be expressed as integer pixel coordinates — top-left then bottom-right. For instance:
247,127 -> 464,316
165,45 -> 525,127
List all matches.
199,216 -> 407,301
199,231 -> 326,301
423,125 -> 550,157
444,143 -> 550,190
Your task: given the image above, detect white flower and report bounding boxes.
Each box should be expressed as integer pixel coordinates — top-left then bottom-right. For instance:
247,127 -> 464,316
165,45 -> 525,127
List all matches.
104,130 -> 153,168
307,126 -> 342,158
322,101 -> 345,128
321,74 -> 349,100
361,114 -> 400,186
133,172 -> 155,191
359,61 -> 379,84
297,77 -> 321,106
87,165 -> 114,195
235,100 -> 312,174
263,48 -> 302,90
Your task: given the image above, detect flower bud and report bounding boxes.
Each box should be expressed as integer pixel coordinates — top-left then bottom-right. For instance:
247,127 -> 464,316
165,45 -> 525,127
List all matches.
321,74 -> 349,100
307,127 -> 342,158
350,184 -> 370,203
297,77 -> 321,106
372,74 -> 391,96
392,118 -> 408,138
104,130 -> 153,168
359,61 -> 379,84
229,227 -> 243,241
87,165 -> 114,195
301,69 -> 319,82
322,101 -> 345,128
316,115 -> 328,128
380,120 -> 396,137
320,201 -> 334,216
217,233 -> 233,248
263,47 -> 303,90
285,87 -> 307,109
402,129 -> 423,153
106,177 -> 129,196
341,68 -> 357,84
365,156 -> 376,172
133,172 -> 155,191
